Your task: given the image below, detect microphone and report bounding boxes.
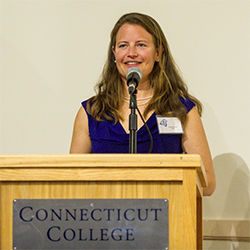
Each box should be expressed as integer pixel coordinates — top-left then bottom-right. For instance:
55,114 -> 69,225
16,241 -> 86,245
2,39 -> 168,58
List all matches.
126,67 -> 143,94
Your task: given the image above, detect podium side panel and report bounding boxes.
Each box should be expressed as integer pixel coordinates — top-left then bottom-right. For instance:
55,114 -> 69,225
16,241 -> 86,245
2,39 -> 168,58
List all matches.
182,169 -> 198,249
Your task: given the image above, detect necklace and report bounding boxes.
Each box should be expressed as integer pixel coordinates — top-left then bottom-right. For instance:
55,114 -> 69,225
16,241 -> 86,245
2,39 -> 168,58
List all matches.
123,95 -> 153,101
123,95 -> 153,106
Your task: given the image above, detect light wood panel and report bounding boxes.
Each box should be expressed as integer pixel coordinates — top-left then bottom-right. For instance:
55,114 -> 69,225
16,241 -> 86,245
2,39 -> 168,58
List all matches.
0,154 -> 207,187
0,154 -> 205,249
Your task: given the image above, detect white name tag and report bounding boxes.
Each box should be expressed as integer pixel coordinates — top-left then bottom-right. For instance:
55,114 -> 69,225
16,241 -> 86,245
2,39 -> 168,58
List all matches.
156,116 -> 184,134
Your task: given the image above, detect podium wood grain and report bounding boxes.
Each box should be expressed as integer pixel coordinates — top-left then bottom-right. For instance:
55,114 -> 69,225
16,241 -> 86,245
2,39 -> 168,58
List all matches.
0,154 -> 206,250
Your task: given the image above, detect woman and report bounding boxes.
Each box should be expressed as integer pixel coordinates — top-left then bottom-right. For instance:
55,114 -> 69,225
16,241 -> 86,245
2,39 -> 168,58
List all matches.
70,13 -> 216,196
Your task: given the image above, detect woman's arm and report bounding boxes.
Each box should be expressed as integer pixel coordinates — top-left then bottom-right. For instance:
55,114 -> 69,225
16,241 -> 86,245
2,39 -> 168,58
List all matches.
182,107 -> 216,196
70,106 -> 92,153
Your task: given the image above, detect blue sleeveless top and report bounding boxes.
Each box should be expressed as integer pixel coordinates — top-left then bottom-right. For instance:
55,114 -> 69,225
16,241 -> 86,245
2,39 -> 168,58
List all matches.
82,97 -> 195,153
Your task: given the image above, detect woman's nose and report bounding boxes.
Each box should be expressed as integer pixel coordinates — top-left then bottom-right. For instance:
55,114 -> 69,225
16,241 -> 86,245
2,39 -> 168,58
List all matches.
127,46 -> 138,57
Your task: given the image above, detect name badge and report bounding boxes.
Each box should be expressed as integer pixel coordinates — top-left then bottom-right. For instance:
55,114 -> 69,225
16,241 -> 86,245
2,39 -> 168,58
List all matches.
156,116 -> 184,134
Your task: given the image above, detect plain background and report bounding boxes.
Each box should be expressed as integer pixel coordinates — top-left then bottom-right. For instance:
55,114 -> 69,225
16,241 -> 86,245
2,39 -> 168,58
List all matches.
1,0 -> 249,248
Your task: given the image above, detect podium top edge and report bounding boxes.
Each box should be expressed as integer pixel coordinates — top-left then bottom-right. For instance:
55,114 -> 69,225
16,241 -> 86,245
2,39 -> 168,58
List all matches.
0,154 -> 202,167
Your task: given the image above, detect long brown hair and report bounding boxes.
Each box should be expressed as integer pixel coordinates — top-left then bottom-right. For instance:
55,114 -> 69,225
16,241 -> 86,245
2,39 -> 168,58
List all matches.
87,12 -> 202,123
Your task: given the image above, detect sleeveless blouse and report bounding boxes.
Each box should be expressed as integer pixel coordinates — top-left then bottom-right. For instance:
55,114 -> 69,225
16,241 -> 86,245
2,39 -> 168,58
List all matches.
82,97 -> 195,153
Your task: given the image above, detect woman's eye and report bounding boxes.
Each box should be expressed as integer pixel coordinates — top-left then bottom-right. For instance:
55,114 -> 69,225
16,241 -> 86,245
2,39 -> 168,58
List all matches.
138,43 -> 146,47
118,44 -> 127,48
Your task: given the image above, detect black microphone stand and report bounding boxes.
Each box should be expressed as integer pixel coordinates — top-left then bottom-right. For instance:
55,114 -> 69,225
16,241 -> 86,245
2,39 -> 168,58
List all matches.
129,89 -> 137,153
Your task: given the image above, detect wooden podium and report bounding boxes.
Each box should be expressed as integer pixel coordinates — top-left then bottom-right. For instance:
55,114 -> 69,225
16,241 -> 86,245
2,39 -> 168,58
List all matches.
0,154 -> 207,250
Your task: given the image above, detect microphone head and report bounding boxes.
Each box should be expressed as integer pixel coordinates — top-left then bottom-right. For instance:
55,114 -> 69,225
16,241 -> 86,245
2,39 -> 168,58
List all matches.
126,67 -> 143,82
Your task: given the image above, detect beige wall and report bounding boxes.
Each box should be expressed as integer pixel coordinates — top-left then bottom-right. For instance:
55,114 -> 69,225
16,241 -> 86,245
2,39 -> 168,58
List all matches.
1,0 -> 249,248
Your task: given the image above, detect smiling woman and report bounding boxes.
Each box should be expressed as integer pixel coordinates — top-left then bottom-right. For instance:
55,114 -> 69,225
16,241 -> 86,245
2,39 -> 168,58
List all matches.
70,12 -> 216,196
112,24 -> 160,85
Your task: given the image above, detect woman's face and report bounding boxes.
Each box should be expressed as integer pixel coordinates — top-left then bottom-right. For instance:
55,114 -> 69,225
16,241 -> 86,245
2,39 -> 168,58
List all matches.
112,23 -> 159,85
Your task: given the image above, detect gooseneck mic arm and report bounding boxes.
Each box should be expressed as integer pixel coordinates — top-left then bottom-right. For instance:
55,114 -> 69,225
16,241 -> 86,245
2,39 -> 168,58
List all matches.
129,90 -> 137,153
126,67 -> 143,153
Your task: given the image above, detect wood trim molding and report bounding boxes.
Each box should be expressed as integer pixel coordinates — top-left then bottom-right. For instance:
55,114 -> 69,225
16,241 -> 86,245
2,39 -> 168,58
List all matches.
0,154 -> 207,186
203,220 -> 250,242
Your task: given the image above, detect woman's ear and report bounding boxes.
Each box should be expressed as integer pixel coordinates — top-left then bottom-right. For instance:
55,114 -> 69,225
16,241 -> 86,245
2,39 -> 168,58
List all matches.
156,45 -> 164,62
112,46 -> 116,63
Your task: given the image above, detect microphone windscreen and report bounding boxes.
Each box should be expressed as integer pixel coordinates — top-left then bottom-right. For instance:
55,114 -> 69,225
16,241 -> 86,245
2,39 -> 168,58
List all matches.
126,67 -> 143,81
